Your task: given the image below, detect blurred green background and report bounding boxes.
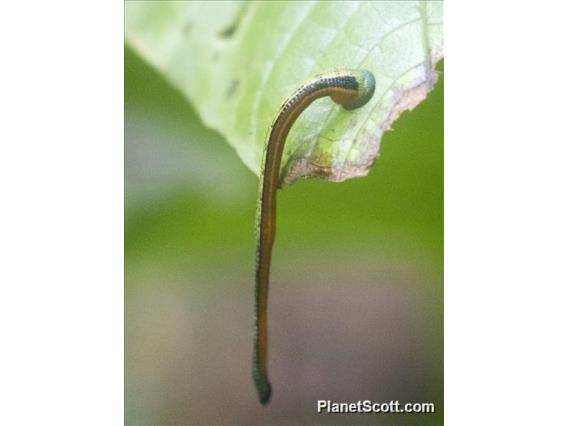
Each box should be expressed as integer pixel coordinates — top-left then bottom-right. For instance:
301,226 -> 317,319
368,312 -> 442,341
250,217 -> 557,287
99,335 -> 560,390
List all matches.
125,45 -> 443,425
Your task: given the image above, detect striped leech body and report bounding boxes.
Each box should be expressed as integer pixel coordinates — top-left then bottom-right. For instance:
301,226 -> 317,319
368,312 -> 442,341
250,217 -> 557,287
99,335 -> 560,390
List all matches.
253,69 -> 375,405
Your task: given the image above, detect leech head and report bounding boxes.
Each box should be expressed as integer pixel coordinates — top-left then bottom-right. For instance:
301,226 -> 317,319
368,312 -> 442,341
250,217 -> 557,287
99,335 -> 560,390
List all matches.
333,69 -> 376,110
256,378 -> 271,405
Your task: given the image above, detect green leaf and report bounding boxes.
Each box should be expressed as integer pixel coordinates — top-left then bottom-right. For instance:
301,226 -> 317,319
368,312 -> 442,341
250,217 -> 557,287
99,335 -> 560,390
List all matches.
125,1 -> 443,187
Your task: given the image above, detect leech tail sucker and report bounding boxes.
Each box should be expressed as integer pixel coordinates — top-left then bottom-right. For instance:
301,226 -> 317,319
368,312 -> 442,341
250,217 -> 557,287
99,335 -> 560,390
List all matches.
253,69 -> 375,405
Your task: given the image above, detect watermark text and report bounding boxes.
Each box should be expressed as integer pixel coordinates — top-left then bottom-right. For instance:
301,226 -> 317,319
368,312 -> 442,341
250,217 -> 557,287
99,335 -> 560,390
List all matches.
316,399 -> 435,414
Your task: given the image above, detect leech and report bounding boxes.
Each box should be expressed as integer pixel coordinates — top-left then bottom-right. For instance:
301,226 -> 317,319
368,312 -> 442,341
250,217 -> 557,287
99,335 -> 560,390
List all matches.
253,69 -> 376,405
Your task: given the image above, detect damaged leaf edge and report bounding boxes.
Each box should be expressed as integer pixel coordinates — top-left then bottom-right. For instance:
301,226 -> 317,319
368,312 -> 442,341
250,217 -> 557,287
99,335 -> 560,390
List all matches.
280,53 -> 443,188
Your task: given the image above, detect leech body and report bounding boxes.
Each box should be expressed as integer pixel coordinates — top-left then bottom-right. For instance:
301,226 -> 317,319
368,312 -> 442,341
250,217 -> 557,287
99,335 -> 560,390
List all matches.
253,69 -> 375,405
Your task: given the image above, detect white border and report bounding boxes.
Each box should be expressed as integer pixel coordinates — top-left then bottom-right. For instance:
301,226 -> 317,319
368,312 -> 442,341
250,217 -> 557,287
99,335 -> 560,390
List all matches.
446,2 -> 568,424
0,2 -> 123,425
